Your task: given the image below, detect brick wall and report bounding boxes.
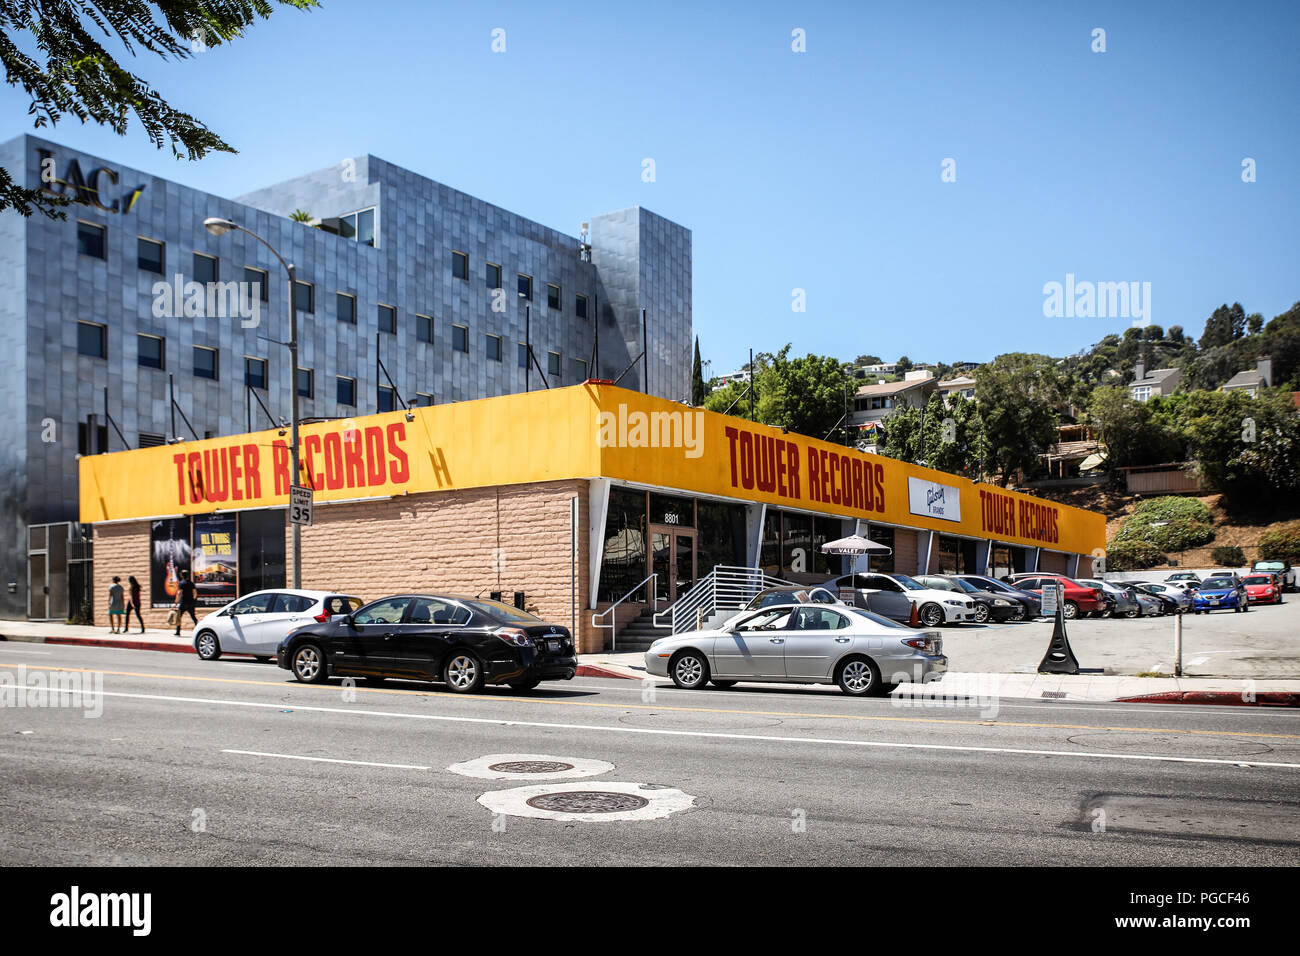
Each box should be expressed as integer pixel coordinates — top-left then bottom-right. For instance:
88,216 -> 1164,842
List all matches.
1039,550 -> 1069,574
893,529 -> 919,575
92,522 -> 218,631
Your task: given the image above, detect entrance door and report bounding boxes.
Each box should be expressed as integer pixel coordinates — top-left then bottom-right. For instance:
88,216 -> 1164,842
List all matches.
650,526 -> 697,604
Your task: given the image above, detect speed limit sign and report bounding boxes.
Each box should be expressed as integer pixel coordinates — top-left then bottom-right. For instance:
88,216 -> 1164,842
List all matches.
290,485 -> 313,527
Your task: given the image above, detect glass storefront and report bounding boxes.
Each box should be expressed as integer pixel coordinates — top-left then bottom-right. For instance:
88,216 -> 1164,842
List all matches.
931,535 -> 979,574
598,487 -> 746,603
866,524 -> 895,572
989,544 -> 1028,579
760,508 -> 846,578
237,510 -> 286,593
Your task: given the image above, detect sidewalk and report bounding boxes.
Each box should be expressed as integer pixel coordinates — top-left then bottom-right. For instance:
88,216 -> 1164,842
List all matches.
3,622 -> 1297,705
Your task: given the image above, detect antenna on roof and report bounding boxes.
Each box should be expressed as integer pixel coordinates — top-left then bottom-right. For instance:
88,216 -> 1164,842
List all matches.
579,221 -> 591,262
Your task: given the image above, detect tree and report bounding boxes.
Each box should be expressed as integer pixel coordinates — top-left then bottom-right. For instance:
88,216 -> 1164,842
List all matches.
1,0 -> 317,219
1169,325 -> 1185,344
854,354 -> 883,367
881,392 -> 987,476
290,209 -> 315,222
1199,302 -> 1246,350
973,353 -> 1061,486
690,337 -> 706,406
1085,385 -> 1182,474
1247,313 -> 1264,335
703,345 -> 850,440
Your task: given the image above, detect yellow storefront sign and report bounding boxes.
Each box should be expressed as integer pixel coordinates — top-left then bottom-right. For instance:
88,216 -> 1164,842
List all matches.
79,383 -> 1104,555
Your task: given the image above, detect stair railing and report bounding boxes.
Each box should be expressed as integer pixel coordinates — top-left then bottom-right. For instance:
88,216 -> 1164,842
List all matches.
653,565 -> 795,635
591,573 -> 657,652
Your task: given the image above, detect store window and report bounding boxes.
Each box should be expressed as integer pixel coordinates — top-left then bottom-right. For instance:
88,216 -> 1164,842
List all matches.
650,493 -> 694,527
697,501 -> 747,572
238,510 -> 285,593
598,487 -> 649,603
867,525 -> 895,572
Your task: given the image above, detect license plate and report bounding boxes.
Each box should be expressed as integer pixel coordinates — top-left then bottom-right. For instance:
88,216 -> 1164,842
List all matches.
547,640 -> 561,653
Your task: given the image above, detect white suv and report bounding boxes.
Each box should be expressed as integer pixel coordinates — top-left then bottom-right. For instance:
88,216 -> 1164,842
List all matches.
193,589 -> 362,661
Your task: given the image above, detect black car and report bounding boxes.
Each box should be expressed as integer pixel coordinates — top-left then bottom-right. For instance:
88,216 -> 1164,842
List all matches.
950,574 -> 1042,620
917,575 -> 1024,623
276,594 -> 577,693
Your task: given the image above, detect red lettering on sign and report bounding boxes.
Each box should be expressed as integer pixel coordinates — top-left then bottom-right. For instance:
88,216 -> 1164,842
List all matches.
725,426 -> 740,487
243,444 -> 261,498
303,434 -> 324,490
323,432 -> 345,490
386,422 -> 410,483
272,441 -> 290,495
786,442 -> 800,498
363,427 -> 386,485
739,431 -> 755,490
807,447 -> 821,502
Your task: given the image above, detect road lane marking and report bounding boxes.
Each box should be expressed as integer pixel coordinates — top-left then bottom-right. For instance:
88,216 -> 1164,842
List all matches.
221,750 -> 430,770
48,688 -> 1300,771
0,647 -> 53,655
13,663 -> 1300,740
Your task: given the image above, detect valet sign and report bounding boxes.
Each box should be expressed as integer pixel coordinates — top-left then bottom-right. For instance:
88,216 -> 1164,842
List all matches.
908,477 -> 961,523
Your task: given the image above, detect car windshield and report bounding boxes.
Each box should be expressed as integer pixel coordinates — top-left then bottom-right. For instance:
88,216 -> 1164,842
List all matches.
1255,562 -> 1284,571
920,577 -> 960,592
946,577 -> 982,594
459,598 -> 545,623
889,574 -> 926,591
1243,576 -> 1270,585
1201,578 -> 1235,589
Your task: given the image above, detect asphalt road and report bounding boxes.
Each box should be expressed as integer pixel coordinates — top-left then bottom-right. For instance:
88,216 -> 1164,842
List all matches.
1,641 -> 1298,866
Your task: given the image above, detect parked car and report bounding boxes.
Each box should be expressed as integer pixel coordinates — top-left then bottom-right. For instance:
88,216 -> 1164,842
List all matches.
1158,579 -> 1200,595
1252,560 -> 1296,592
829,572 -> 977,626
194,589 -> 362,661
1006,574 -> 1104,620
1165,572 -> 1202,585
743,585 -> 841,612
1190,575 -> 1249,614
915,575 -> 1023,623
1242,574 -> 1284,605
1125,586 -> 1165,617
951,574 -> 1043,620
1131,582 -> 1191,612
276,594 -> 578,692
645,602 -> 948,696
1077,578 -> 1139,618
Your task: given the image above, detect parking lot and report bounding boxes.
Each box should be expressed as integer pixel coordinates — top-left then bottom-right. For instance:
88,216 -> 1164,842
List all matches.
938,598 -> 1300,678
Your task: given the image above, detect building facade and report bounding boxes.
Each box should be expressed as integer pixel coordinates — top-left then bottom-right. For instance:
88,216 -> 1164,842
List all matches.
79,385 -> 1107,652
0,135 -> 692,619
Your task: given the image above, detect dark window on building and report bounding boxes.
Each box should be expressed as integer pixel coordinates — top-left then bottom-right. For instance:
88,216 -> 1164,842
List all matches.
245,357 -> 268,389
77,221 -> 106,259
194,252 -> 218,284
378,385 -> 397,412
336,376 -> 356,406
760,509 -> 845,578
547,283 -> 561,310
417,314 -> 434,343
486,334 -> 502,361
547,350 -> 561,376
649,493 -> 695,527
415,392 -> 435,406
77,321 -> 106,359
597,487 -> 650,603
517,342 -> 528,368
139,432 -> 165,448
294,280 -> 314,314
137,237 -> 164,273
239,509 -> 286,593
137,333 -> 165,370
517,273 -> 532,300
337,207 -> 376,247
337,292 -> 356,324
867,525 -> 896,573
78,422 -> 108,456
576,293 -> 589,319
452,250 -> 469,280
297,367 -> 314,399
452,324 -> 468,353
193,346 -> 219,380
378,304 -> 397,334
244,267 -> 269,301
697,501 -> 748,571
572,358 -> 588,381
486,262 -> 502,289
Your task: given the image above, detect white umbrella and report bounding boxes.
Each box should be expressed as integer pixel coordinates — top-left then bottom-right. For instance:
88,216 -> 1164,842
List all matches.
820,534 -> 892,556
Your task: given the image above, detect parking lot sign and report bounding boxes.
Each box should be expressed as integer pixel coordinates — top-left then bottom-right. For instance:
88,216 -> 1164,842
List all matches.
1041,584 -> 1060,616
289,485 -> 313,527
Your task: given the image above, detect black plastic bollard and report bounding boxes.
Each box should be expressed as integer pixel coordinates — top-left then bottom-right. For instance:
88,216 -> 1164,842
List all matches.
1038,599 -> 1080,674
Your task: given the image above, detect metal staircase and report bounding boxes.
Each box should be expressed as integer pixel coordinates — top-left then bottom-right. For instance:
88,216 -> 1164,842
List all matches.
652,565 -> 794,636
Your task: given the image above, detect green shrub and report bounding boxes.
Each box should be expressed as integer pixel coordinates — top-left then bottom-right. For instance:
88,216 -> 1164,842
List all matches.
1211,545 -> 1247,567
1129,496 -> 1214,525
1258,522 -> 1300,564
1105,539 -> 1167,571
1114,496 -> 1215,552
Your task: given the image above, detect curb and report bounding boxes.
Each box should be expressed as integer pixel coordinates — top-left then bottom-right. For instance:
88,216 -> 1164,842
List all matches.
44,636 -> 196,655
1116,691 -> 1300,707
575,663 -> 640,681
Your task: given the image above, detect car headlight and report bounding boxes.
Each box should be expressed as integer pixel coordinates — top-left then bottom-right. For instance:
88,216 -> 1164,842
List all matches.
943,599 -> 963,606
993,599 -> 1012,606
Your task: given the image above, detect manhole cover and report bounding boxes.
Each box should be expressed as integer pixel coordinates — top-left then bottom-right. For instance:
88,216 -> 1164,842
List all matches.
489,760 -> 574,774
525,790 -> 650,813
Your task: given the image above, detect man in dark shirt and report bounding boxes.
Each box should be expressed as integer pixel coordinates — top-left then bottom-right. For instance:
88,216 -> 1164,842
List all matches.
174,570 -> 198,635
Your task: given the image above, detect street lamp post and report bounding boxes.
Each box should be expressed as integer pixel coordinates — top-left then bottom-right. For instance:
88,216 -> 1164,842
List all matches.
203,217 -> 302,588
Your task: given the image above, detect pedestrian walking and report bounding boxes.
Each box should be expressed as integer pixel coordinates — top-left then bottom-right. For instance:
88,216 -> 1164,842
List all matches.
126,575 -> 145,633
174,569 -> 198,636
107,576 -> 125,634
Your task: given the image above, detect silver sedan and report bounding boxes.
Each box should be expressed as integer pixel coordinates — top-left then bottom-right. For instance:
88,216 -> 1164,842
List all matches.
644,603 -> 948,696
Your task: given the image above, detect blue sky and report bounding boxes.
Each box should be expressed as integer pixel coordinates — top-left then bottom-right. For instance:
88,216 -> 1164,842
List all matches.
4,0 -> 1297,377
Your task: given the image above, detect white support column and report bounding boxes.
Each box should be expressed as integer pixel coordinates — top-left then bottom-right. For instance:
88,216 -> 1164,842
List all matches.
1067,552 -> 1080,578
975,539 -> 992,576
746,502 -> 766,568
919,530 -> 935,575
586,478 -> 611,609
1029,547 -> 1042,573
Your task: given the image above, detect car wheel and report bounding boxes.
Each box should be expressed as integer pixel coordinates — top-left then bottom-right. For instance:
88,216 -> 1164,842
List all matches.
444,651 -> 486,694
291,643 -> 327,684
919,603 -> 944,627
508,678 -> 541,692
711,679 -> 738,689
973,604 -> 990,624
836,656 -> 884,697
1063,601 -> 1079,620
1010,604 -> 1027,622
669,650 -> 710,690
1124,608 -> 1139,619
195,630 -> 221,661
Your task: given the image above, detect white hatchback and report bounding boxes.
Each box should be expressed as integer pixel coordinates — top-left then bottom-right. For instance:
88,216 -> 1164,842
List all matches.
192,589 -> 362,661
